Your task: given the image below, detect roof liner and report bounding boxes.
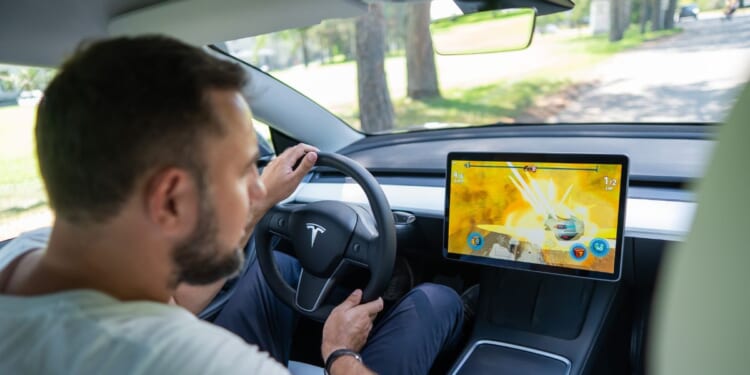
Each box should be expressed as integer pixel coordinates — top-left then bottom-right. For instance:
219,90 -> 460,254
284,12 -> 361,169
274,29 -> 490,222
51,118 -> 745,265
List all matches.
0,0 -> 572,68
0,0 -> 366,67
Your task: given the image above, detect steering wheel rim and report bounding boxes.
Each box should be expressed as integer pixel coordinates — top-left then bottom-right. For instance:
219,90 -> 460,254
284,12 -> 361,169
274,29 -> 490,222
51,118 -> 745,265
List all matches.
255,152 -> 396,322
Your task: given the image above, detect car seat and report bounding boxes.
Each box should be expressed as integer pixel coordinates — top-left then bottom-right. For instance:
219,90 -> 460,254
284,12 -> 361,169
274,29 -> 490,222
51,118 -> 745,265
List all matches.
650,83 -> 750,373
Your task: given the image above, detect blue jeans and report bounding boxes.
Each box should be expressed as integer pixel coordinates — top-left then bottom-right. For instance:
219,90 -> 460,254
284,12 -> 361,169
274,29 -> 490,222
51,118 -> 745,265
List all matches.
213,251 -> 463,375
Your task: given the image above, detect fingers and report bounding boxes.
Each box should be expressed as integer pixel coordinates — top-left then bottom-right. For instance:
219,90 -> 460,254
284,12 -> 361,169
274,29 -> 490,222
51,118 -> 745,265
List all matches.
281,143 -> 318,165
354,297 -> 384,318
336,289 -> 363,310
293,151 -> 317,177
322,289 -> 381,357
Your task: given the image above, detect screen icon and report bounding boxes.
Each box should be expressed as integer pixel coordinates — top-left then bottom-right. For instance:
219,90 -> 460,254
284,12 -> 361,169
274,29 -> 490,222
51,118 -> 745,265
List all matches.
589,238 -> 610,257
569,243 -> 588,261
467,232 -> 484,251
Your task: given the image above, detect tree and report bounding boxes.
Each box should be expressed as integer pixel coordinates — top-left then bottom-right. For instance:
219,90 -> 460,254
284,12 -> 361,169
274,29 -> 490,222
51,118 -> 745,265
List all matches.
610,0 -> 632,41
0,67 -> 54,92
298,27 -> 311,67
663,0 -> 678,29
640,0 -> 651,34
651,0 -> 664,31
315,20 -> 356,63
355,3 -> 394,133
406,2 -> 440,100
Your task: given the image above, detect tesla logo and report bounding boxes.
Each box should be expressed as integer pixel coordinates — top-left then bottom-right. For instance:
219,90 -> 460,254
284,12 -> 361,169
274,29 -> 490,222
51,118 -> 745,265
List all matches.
306,223 -> 326,248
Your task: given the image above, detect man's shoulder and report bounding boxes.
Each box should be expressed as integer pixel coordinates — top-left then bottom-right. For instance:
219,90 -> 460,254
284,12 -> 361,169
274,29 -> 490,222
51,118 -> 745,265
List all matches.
135,314 -> 290,374
0,291 -> 289,375
90,299 -> 290,374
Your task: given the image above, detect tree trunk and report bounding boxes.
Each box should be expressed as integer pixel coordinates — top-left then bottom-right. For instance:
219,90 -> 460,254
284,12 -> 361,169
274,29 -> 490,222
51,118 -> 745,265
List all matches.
651,0 -> 664,31
299,28 -> 310,67
640,0 -> 650,34
406,2 -> 440,100
610,0 -> 624,41
610,0 -> 632,41
663,0 -> 678,29
356,3 -> 395,133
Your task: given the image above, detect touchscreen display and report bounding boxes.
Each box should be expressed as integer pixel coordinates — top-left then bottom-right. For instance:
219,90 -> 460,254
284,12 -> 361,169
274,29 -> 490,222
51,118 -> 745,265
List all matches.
445,153 -> 628,280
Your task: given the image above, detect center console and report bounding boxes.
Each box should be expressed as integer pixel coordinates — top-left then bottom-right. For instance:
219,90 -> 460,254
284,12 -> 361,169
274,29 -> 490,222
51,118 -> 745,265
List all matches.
443,152 -> 631,374
453,340 -> 571,374
448,263 -> 628,374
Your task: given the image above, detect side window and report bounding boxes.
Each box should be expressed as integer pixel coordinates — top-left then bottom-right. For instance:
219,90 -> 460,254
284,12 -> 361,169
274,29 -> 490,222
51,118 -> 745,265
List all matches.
0,65 -> 277,242
0,64 -> 55,241
253,118 -> 275,157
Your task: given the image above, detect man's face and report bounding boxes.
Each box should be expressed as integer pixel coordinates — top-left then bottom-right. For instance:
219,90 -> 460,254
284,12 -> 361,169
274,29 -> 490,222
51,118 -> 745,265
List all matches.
173,90 -> 266,285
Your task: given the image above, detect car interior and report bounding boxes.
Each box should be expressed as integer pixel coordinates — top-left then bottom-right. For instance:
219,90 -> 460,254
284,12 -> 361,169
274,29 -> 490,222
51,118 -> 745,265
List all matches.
0,0 -> 747,374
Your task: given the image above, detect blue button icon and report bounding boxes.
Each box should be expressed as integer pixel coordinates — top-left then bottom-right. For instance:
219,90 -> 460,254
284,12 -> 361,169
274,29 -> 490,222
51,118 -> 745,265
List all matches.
569,243 -> 588,261
467,232 -> 484,251
589,238 -> 610,257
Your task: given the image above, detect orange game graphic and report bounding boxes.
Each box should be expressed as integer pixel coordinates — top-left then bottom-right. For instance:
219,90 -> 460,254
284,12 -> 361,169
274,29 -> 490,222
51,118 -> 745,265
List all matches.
447,160 -> 622,274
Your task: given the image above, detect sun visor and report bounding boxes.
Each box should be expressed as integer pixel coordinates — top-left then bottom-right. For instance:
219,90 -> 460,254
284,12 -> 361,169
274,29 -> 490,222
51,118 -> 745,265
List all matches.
109,0 -> 366,46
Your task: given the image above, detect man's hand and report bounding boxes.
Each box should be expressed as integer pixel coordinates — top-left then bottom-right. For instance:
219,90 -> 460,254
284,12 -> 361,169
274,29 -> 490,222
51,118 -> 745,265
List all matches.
321,289 -> 384,361
256,143 -> 318,213
241,143 -> 318,246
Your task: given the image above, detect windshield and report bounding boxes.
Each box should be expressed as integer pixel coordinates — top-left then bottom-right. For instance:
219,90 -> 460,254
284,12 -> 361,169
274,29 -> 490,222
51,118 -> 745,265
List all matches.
226,0 -> 750,133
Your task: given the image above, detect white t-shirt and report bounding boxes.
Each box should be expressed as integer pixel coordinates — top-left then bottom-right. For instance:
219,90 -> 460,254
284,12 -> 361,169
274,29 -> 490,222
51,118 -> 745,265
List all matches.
0,229 -> 289,375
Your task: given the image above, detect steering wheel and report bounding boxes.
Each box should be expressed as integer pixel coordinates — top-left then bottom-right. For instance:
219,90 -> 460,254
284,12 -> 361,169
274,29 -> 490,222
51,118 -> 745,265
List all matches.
255,152 -> 396,322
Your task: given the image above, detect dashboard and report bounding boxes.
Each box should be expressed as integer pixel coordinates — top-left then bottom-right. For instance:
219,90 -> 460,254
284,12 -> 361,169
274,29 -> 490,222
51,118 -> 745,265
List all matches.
282,124 -> 714,374
287,125 -> 710,244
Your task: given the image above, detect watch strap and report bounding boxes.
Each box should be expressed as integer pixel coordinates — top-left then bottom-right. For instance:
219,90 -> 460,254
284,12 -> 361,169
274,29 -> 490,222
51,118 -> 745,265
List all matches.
324,348 -> 362,374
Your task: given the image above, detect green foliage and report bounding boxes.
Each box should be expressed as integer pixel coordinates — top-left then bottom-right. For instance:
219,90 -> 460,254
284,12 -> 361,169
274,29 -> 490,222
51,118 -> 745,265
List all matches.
0,66 -> 55,92
570,24 -> 682,55
337,78 -> 568,130
392,78 -> 568,129
536,0 -> 591,28
680,0 -> 725,11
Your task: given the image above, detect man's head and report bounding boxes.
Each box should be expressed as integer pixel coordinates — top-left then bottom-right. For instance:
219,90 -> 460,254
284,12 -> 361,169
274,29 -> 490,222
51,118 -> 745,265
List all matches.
36,35 -> 266,286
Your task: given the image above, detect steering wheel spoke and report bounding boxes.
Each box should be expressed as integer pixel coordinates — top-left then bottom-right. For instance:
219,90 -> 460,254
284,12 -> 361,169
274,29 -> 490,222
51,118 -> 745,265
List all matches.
344,206 -> 379,267
260,204 -> 299,240
295,269 -> 337,313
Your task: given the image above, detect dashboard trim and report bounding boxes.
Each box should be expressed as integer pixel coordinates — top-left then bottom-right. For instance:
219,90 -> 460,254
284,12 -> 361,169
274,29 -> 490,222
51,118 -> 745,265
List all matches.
292,182 -> 695,242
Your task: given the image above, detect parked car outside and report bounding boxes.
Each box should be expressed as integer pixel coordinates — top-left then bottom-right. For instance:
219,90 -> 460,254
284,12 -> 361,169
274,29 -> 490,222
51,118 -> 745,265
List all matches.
678,4 -> 700,21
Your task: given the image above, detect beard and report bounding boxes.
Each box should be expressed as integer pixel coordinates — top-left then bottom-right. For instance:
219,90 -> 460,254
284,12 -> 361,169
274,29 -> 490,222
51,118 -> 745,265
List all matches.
171,190 -> 245,286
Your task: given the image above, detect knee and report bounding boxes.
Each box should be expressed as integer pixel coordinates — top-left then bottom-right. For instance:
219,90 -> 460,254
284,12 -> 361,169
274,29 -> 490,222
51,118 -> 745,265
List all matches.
411,283 -> 463,322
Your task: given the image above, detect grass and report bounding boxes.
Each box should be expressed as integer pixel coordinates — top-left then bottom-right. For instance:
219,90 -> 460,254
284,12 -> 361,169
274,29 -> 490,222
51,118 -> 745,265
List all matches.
336,78 -> 569,130
570,26 -> 683,55
392,78 -> 569,129
0,105 -> 49,239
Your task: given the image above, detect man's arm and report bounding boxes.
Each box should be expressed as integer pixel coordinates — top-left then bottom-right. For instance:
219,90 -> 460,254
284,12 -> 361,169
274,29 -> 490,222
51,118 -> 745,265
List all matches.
173,143 -> 319,314
242,143 -> 319,243
322,289 -> 384,375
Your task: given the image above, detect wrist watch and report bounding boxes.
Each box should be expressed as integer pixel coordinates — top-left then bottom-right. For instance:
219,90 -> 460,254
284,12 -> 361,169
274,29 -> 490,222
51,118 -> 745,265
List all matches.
324,348 -> 362,374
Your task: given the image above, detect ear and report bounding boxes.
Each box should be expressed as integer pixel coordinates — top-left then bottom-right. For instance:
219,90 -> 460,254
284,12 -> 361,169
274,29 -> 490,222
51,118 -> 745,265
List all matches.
143,167 -> 200,241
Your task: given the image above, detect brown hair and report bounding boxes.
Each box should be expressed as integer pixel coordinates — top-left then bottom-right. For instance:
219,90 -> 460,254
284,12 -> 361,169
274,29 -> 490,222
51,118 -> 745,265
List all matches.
36,35 -> 247,223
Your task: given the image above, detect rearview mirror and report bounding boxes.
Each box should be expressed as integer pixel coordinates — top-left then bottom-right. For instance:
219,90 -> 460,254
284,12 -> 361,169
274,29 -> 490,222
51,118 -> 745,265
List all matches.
430,7 -> 536,55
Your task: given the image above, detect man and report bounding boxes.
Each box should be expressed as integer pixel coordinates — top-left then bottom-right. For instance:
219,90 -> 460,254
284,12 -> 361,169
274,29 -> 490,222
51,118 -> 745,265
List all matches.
0,36 -> 463,374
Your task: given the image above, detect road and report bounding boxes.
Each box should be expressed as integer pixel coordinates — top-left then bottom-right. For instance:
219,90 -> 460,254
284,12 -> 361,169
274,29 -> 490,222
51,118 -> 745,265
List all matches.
554,15 -> 750,123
